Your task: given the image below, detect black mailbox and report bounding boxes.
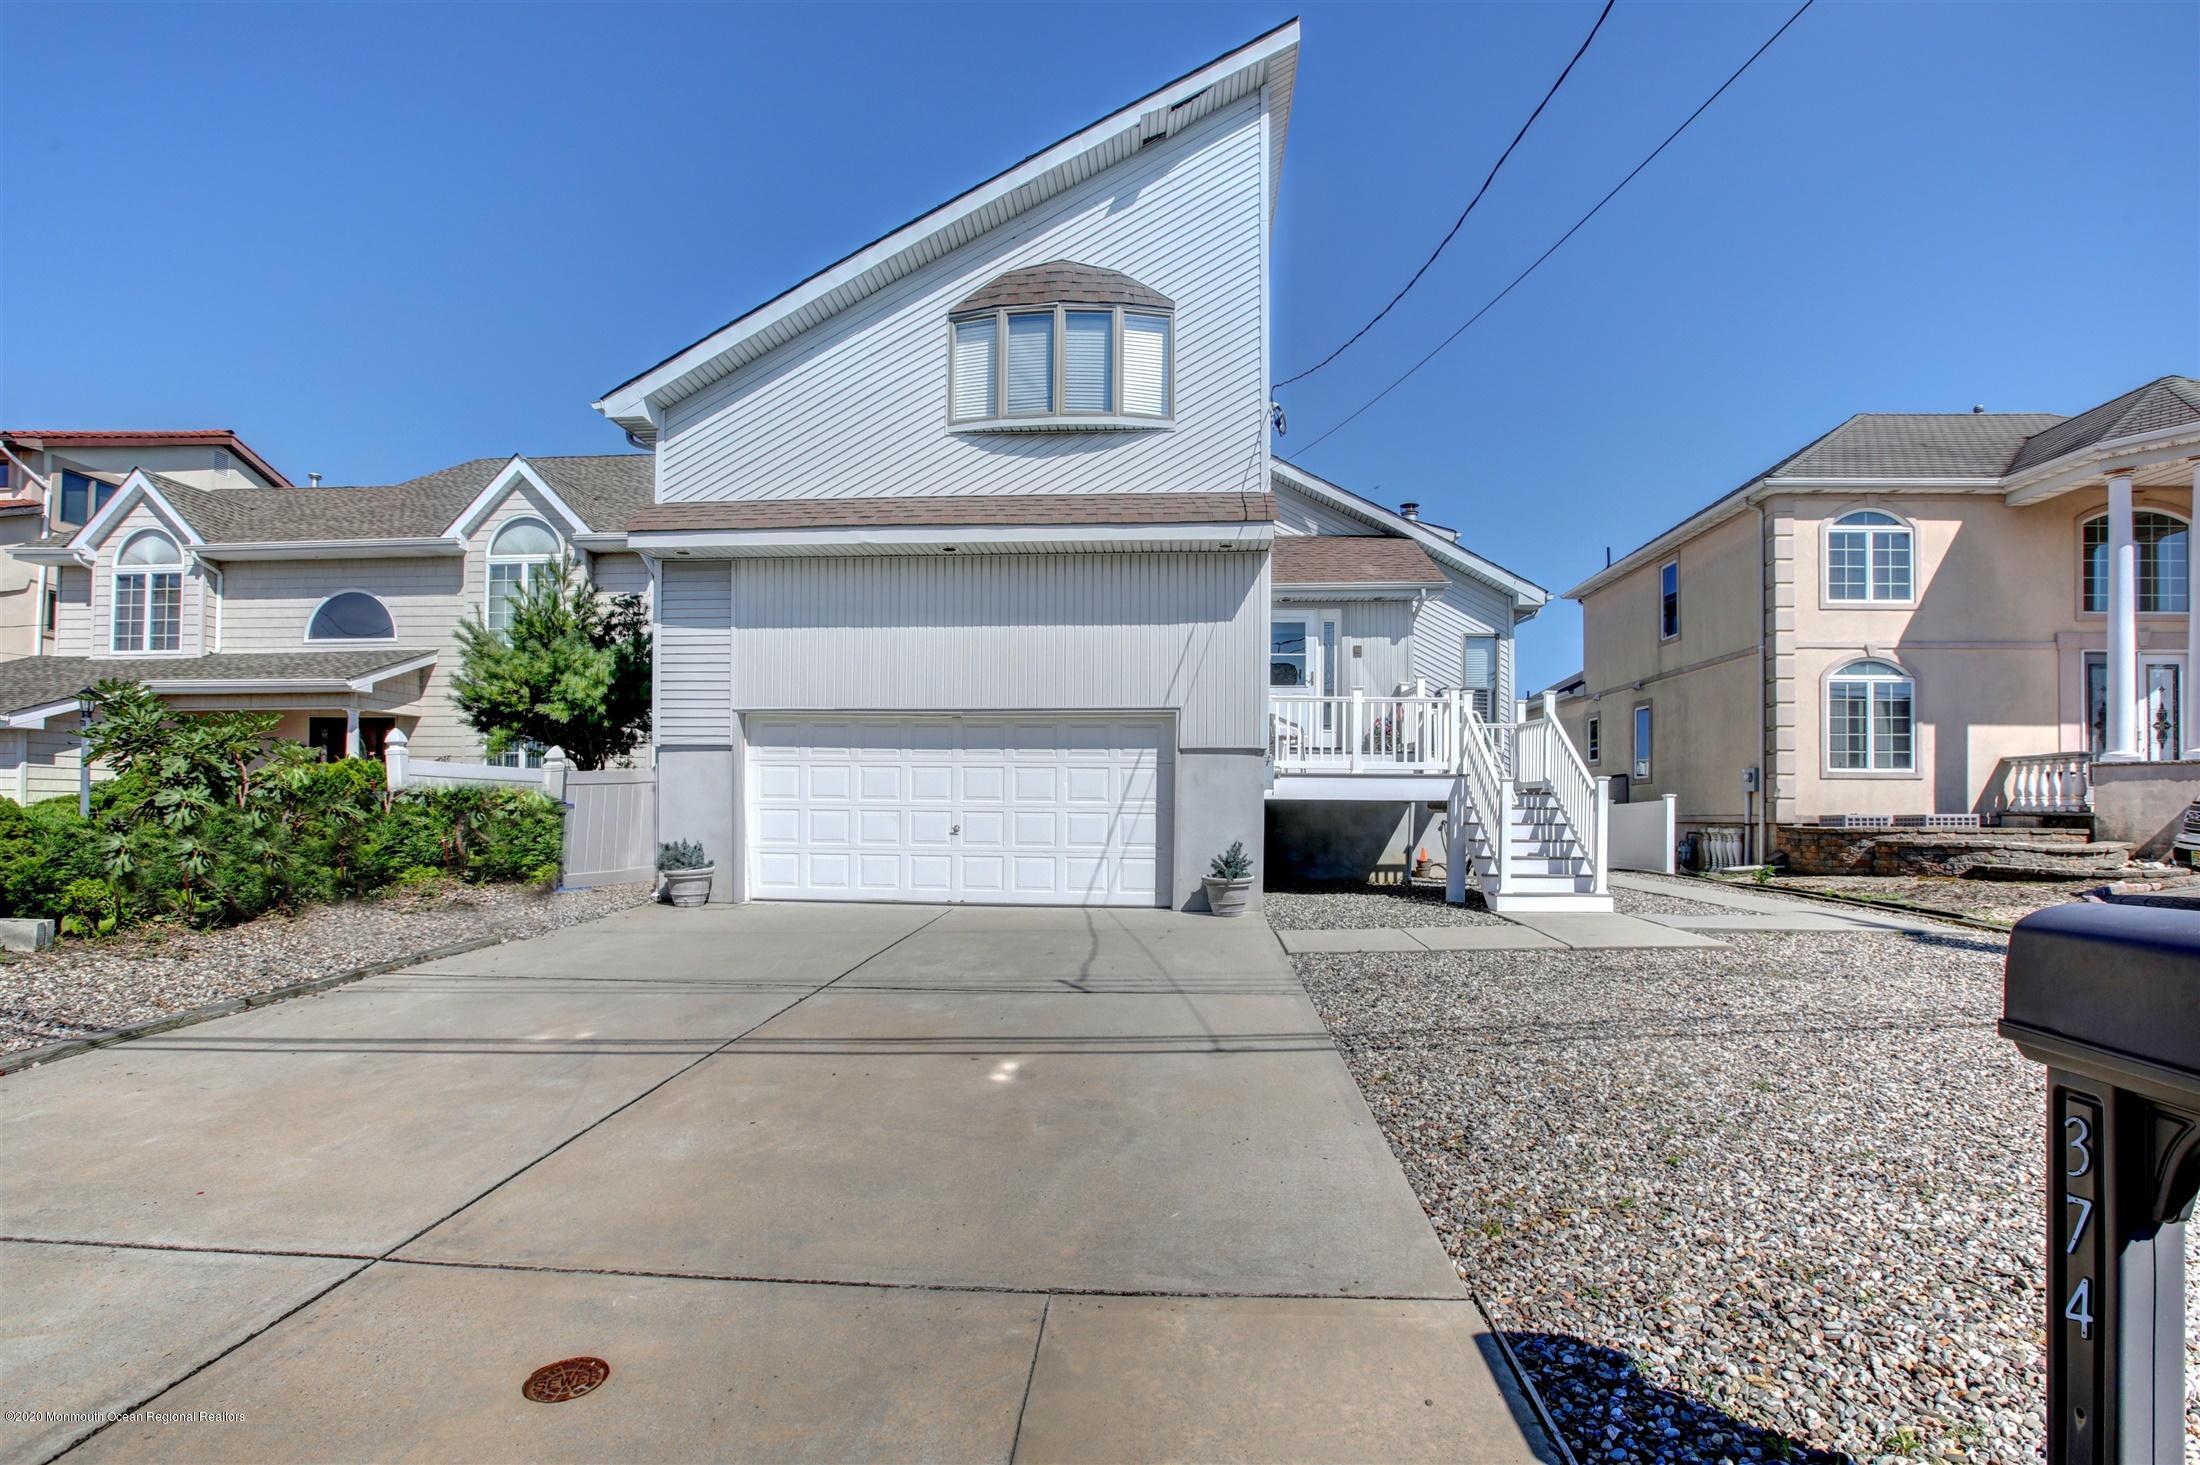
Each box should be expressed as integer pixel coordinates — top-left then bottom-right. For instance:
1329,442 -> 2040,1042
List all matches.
2002,902 -> 2200,1464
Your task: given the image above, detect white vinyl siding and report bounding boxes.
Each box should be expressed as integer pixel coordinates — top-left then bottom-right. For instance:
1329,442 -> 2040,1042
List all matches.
1004,312 -> 1054,415
726,552 -> 1266,750
658,560 -> 735,746
1121,313 -> 1171,417
951,318 -> 996,421
657,96 -> 1264,502
89,509 -> 200,659
1063,310 -> 1113,412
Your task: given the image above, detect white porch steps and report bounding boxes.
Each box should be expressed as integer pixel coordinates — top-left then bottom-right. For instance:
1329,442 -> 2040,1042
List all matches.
1450,784 -> 1613,915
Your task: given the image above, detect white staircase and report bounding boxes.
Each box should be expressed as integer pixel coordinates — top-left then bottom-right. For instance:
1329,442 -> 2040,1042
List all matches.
1446,699 -> 1613,914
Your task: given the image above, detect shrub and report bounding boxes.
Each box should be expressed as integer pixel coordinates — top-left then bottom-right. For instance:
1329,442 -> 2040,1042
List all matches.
658,839 -> 707,871
0,800 -> 104,920
361,785 -> 564,887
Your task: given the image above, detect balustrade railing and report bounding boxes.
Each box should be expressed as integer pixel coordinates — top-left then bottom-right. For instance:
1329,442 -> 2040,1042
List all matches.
2001,752 -> 2093,814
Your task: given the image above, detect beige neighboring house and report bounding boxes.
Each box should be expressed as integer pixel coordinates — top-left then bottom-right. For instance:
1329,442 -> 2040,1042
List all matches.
1558,374 -> 2200,862
0,430 -> 295,660
0,452 -> 651,803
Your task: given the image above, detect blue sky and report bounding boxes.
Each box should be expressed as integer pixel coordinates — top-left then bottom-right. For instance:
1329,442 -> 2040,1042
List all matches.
3,1 -> 2193,687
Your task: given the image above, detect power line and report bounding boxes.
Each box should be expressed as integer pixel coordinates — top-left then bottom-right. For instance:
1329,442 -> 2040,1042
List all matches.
1273,0 -> 1617,390
1292,0 -> 1817,457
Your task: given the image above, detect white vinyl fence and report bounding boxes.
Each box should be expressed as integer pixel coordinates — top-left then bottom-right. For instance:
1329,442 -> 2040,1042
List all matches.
1606,793 -> 1678,874
385,730 -> 656,888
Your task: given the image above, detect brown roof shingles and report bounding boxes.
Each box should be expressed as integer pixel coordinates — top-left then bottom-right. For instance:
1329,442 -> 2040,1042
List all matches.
1272,535 -> 1446,587
953,262 -> 1173,315
625,491 -> 1275,534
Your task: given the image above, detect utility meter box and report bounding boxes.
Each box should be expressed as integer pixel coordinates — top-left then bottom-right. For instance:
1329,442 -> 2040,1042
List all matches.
2001,903 -> 2200,1463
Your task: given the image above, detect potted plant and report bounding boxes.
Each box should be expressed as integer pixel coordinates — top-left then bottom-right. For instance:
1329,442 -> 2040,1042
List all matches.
1202,840 -> 1255,917
658,840 -> 714,907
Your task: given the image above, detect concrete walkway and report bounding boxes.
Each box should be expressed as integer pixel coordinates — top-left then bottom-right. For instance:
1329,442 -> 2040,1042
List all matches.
0,903 -> 1552,1465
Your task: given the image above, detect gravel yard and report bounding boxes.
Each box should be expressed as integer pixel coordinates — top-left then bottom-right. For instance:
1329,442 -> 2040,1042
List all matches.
1741,870 -> 2200,928
1262,876 -> 1510,929
0,880 -> 653,1056
1290,921 -> 2200,1462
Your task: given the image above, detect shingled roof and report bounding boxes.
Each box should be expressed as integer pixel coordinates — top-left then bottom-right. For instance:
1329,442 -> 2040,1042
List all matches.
952,262 -> 1173,315
0,650 -> 433,719
68,455 -> 652,548
2007,376 -> 2200,474
1271,535 -> 1446,587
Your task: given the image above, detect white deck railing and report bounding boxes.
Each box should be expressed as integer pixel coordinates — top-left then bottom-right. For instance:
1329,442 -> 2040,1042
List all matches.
1511,705 -> 1605,891
2001,751 -> 2093,814
1269,692 -> 1463,774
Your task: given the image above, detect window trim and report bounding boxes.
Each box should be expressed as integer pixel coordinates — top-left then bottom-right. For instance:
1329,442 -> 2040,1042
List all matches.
946,302 -> 1174,429
1658,559 -> 1680,642
1631,701 -> 1652,781
1821,506 -> 1918,608
485,516 -> 562,632
302,588 -> 399,644
109,529 -> 185,655
2078,505 -> 2190,618
1821,656 -> 1920,778
1585,713 -> 1601,765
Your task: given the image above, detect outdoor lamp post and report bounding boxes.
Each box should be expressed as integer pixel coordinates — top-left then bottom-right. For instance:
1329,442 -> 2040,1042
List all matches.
75,685 -> 95,819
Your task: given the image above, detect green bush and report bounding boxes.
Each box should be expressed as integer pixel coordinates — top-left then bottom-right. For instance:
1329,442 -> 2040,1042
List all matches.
0,683 -> 572,934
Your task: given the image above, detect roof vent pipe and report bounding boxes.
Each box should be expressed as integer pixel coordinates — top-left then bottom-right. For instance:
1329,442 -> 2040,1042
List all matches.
1399,501 -> 1420,522
308,473 -> 323,487
1972,405 -> 1985,414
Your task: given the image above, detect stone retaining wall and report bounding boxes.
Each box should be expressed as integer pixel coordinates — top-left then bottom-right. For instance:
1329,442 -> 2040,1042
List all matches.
1774,826 -> 2131,879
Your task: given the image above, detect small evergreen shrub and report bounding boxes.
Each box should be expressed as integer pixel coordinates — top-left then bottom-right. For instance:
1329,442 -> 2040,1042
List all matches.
1207,841 -> 1254,881
658,839 -> 708,871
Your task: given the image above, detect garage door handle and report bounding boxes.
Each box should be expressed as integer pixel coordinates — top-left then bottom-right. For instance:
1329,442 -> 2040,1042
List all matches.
950,824 -> 960,836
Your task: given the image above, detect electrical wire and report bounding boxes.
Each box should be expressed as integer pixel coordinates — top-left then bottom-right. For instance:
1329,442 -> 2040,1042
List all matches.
1292,0 -> 1817,456
1273,0 -> 1617,389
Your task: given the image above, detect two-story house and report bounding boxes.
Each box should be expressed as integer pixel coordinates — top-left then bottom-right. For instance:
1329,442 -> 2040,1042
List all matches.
591,22 -> 1603,912
0,430 -> 294,660
1559,375 -> 2200,863
0,453 -> 650,802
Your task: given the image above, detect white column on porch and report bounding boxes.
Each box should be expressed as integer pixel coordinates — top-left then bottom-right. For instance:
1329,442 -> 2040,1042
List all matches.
2186,461 -> 2200,760
2101,470 -> 2142,761
344,701 -> 362,759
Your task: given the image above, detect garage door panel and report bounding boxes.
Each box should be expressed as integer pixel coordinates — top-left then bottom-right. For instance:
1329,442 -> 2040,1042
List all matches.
748,716 -> 1169,907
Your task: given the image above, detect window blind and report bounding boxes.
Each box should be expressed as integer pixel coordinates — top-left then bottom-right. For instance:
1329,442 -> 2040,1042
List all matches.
951,319 -> 995,420
1461,634 -> 1498,716
1121,314 -> 1169,416
1063,311 -> 1113,412
1005,313 -> 1053,414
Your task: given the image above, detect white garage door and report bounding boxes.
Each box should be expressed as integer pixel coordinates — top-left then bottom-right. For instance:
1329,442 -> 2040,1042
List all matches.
746,716 -> 1170,906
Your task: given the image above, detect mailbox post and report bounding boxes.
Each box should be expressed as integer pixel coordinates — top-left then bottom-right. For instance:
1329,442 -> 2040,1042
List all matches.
2001,903 -> 2200,1463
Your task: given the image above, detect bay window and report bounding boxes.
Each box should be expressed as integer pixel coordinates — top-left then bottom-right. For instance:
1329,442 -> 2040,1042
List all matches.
947,264 -> 1174,427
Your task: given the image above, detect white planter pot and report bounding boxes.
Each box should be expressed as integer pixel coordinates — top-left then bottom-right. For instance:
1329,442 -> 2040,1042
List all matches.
661,865 -> 715,908
1202,876 -> 1254,917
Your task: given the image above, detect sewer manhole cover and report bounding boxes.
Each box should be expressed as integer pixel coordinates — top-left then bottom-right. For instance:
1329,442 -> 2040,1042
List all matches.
521,1357 -> 610,1403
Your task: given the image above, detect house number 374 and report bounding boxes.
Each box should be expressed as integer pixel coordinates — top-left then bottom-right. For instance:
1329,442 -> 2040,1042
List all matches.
2061,1105 -> 2100,1343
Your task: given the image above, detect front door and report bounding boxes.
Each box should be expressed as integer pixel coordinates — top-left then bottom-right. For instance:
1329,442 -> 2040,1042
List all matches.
2086,654 -> 2183,761
307,716 -> 396,762
1270,609 -> 1338,756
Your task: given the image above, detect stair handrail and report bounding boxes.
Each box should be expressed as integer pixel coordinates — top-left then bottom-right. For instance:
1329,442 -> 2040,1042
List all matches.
1528,694 -> 1600,878
1458,696 -> 1512,892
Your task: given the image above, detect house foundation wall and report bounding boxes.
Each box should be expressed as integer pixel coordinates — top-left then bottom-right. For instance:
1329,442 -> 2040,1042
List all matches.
1265,799 -> 1437,885
2088,760 -> 2200,860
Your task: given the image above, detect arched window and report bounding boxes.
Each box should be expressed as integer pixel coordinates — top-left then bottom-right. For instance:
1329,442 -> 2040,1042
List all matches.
1827,659 -> 1913,771
948,262 -> 1173,425
307,591 -> 395,641
1826,510 -> 1913,603
112,530 -> 183,653
2082,510 -> 2188,613
487,518 -> 560,632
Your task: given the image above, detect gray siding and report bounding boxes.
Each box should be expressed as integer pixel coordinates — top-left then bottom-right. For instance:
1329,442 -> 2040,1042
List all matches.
725,552 -> 1266,749
658,560 -> 734,746
657,98 -> 1268,505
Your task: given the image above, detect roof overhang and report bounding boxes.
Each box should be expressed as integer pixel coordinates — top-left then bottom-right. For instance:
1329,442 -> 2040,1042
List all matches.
1272,580 -> 1443,600
2002,423 -> 2200,506
1270,460 -> 1550,616
9,545 -> 91,567
3,430 -> 292,487
594,20 -> 1299,437
1,699 -> 82,730
143,653 -> 438,696
631,522 -> 1273,560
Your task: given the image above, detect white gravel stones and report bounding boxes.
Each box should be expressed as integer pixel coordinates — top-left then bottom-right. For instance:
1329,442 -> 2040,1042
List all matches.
0,880 -> 652,1055
1287,924 -> 2200,1462
1264,878 -> 1510,929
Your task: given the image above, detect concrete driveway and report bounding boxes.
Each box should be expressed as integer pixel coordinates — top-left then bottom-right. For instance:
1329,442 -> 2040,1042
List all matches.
1,902 -> 1550,1464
